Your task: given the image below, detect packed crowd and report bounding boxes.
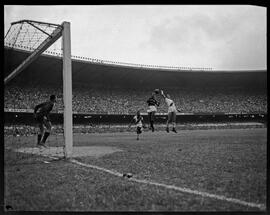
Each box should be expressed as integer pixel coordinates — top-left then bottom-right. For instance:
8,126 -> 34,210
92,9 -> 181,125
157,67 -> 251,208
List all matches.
4,84 -> 267,114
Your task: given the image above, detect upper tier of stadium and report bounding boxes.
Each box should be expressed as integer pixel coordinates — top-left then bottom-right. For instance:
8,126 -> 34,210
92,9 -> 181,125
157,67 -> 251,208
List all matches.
4,45 -> 267,89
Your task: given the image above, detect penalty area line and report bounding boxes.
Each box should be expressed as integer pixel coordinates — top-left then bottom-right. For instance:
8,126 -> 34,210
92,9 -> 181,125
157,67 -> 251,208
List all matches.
69,159 -> 265,211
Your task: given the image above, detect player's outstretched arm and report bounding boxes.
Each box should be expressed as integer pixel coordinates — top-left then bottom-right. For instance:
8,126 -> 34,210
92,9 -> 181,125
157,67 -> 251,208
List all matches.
33,103 -> 43,118
34,102 -> 46,113
34,104 -> 41,114
160,90 -> 166,99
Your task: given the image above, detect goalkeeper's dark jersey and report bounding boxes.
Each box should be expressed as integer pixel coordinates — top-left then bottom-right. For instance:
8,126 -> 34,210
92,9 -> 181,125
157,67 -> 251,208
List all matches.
34,101 -> 54,118
147,96 -> 159,106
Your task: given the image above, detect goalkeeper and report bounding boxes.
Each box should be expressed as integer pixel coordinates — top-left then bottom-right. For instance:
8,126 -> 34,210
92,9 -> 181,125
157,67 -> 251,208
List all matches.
160,90 -> 178,133
33,95 -> 56,147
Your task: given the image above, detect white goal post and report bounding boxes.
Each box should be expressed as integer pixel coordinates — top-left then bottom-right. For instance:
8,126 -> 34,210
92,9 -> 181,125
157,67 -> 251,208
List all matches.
62,22 -> 73,158
4,20 -> 73,158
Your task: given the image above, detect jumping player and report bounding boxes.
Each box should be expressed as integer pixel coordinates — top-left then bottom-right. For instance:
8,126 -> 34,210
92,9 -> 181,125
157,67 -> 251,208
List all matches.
33,95 -> 56,147
160,90 -> 178,133
146,91 -> 160,132
129,110 -> 145,140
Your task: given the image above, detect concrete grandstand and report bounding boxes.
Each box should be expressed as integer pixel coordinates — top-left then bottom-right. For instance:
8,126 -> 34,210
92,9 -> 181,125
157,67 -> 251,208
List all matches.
4,46 -> 267,115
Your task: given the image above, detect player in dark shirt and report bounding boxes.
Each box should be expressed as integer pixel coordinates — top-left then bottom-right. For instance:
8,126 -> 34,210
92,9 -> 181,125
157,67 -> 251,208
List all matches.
147,91 -> 160,132
34,95 -> 56,147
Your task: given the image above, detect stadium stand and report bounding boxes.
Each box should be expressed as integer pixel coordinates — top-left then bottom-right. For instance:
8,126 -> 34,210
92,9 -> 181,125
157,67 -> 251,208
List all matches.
4,83 -> 267,114
4,47 -> 267,115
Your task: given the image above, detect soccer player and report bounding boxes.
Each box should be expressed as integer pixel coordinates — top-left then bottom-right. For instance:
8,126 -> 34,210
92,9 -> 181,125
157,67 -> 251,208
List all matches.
128,110 -> 145,140
160,90 -> 178,133
146,91 -> 160,132
33,95 -> 56,147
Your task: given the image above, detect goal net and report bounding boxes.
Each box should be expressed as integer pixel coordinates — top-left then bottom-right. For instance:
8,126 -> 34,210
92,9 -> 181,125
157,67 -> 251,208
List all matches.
4,20 -> 73,164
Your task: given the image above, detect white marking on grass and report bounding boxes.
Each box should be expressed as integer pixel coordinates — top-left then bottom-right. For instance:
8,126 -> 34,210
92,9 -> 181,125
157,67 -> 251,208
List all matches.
71,159 -> 123,177
70,159 -> 266,211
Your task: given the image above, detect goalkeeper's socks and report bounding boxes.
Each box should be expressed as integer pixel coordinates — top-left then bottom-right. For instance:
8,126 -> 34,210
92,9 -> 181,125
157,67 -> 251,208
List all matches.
37,134 -> 42,144
41,132 -> 50,143
150,121 -> 155,132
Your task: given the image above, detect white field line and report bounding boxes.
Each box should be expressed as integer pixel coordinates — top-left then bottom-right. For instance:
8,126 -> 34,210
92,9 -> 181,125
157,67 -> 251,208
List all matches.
70,159 -> 266,211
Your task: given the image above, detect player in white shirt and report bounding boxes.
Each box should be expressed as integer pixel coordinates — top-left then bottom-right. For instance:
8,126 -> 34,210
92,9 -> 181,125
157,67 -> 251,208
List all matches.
128,110 -> 145,140
160,90 -> 178,133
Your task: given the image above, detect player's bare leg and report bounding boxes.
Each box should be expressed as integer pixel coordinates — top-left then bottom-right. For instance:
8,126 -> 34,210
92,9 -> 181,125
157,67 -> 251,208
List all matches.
166,119 -> 170,133
172,122 -> 177,133
148,112 -> 152,130
172,113 -> 177,133
150,112 -> 155,132
166,112 -> 172,133
40,120 -> 52,147
151,121 -> 155,132
137,127 -> 142,140
148,112 -> 155,131
37,124 -> 44,147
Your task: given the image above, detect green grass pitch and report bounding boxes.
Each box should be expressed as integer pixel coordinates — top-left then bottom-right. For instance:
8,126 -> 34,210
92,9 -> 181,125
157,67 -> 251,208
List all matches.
4,128 -> 266,211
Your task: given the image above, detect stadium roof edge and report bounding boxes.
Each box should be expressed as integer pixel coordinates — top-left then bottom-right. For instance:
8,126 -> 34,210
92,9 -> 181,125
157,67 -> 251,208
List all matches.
4,45 -> 267,74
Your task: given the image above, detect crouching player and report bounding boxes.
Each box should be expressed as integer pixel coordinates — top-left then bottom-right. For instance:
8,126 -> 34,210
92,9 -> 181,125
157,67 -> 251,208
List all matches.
33,95 -> 56,147
129,111 -> 145,140
160,90 -> 178,133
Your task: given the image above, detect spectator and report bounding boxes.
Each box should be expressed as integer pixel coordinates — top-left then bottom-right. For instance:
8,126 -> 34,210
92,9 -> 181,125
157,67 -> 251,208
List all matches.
4,84 -> 267,114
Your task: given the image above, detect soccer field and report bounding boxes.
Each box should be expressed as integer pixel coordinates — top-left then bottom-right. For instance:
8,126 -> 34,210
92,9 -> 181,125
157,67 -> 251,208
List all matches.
4,128 -> 266,211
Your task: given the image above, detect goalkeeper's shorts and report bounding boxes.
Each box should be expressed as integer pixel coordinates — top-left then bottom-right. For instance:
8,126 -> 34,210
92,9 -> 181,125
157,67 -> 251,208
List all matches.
36,114 -> 51,126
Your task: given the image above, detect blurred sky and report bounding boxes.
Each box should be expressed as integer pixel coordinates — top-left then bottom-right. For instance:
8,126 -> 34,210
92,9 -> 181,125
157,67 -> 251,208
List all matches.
4,5 -> 267,70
